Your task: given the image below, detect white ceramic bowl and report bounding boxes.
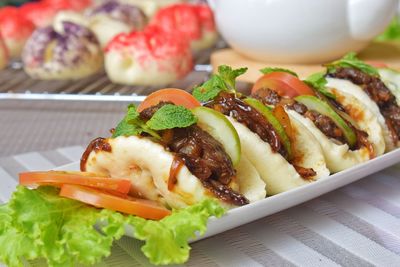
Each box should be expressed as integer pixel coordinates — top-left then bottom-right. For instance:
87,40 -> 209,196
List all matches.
208,0 -> 398,64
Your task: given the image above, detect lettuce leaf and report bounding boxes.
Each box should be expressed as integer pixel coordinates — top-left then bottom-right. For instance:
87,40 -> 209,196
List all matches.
0,186 -> 224,267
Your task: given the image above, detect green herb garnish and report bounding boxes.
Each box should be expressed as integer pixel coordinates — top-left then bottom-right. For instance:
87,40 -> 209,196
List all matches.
113,104 -> 197,138
192,65 -> 248,102
304,72 -> 336,99
146,104 -> 197,131
260,67 -> 298,77
326,52 -> 379,76
112,104 -> 160,139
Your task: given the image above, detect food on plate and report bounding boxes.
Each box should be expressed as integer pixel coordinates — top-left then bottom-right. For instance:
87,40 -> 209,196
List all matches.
2,60 -> 399,267
85,1 -> 148,47
82,89 -> 266,207
193,66 -> 330,195
0,33 -> 8,70
252,66 -> 382,172
152,3 -> 217,50
105,26 -> 193,85
0,7 -> 35,58
0,185 -> 224,266
22,21 -> 103,80
325,53 -> 400,151
119,0 -> 185,17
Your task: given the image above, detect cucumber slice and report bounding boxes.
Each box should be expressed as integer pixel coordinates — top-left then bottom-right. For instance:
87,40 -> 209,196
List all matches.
243,98 -> 292,159
295,95 -> 357,147
192,106 -> 241,166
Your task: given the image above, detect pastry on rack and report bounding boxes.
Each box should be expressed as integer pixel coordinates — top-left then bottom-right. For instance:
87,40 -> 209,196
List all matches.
22,21 -> 103,80
105,26 -> 193,86
0,33 -> 8,70
86,1 -> 148,47
0,7 -> 35,58
151,3 -> 217,50
20,0 -> 93,28
118,0 -> 184,17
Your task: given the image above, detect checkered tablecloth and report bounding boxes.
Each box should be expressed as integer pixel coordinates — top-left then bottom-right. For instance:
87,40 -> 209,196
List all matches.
1,146 -> 400,266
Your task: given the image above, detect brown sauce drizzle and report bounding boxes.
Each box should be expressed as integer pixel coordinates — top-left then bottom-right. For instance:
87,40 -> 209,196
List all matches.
168,156 -> 185,190
80,137 -> 112,171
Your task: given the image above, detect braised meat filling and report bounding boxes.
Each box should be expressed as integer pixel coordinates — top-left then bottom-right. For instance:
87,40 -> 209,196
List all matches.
205,91 -> 285,156
253,88 -> 371,152
205,92 -> 316,179
253,89 -> 347,144
140,102 -> 249,206
328,67 -> 400,143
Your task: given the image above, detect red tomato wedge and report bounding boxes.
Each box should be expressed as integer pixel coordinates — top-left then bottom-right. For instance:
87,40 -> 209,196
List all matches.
137,88 -> 201,112
19,171 -> 131,194
60,185 -> 171,220
252,72 -> 315,98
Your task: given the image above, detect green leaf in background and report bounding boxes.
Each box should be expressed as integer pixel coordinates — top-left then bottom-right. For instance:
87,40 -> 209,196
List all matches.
146,104 -> 197,130
304,72 -> 336,99
376,17 -> 400,42
260,67 -> 298,77
0,186 -> 225,266
326,52 -> 379,77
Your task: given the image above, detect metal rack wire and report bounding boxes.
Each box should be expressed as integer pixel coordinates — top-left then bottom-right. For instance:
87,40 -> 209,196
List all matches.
0,44 -> 218,102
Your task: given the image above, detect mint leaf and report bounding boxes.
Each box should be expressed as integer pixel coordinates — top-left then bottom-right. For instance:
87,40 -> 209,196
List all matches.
193,75 -> 227,102
260,67 -> 298,77
0,186 -> 224,266
192,65 -> 247,102
218,65 -> 248,90
112,105 -> 160,139
304,72 -> 336,99
146,104 -> 197,130
327,52 -> 379,76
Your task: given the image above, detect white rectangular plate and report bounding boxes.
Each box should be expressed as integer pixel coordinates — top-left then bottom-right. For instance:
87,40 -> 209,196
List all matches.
57,148 -> 400,241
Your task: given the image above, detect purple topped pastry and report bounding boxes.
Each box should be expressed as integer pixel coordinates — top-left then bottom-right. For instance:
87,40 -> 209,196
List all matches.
22,21 -> 103,80
85,1 -> 147,47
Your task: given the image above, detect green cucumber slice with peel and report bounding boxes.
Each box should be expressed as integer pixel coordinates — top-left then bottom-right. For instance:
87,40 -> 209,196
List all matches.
192,106 -> 241,166
295,95 -> 357,148
243,98 -> 292,159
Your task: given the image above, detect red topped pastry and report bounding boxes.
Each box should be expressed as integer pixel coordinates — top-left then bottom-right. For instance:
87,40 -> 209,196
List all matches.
0,7 -> 35,58
20,2 -> 59,28
0,33 -> 8,70
42,0 -> 93,11
105,25 -> 193,85
151,3 -> 217,50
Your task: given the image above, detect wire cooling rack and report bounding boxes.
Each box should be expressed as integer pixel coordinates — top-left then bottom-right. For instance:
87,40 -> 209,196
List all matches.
0,44 -> 218,102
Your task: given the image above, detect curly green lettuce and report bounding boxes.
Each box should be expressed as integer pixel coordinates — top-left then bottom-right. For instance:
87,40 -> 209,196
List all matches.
0,186 -> 225,267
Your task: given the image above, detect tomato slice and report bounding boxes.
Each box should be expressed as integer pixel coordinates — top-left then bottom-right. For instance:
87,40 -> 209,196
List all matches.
137,88 -> 201,112
19,171 -> 131,194
365,61 -> 388,68
252,72 -> 315,98
60,185 -> 171,220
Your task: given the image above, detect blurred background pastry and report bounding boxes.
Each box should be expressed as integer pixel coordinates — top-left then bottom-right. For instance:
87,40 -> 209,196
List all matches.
151,3 -> 217,51
105,26 -> 193,85
118,0 -> 184,17
0,33 -> 9,70
22,21 -> 103,80
0,6 -> 35,58
86,0 -> 148,47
